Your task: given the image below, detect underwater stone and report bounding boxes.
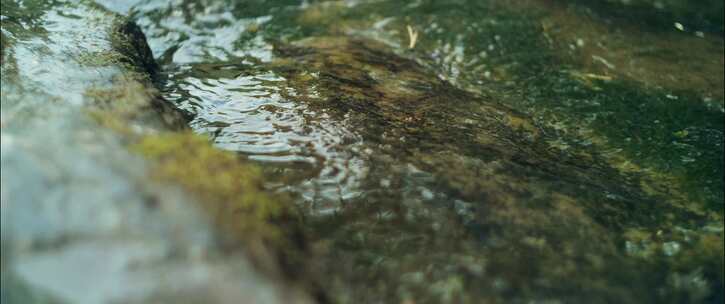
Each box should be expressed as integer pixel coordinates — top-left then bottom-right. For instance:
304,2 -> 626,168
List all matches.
270,36 -> 701,229
255,35 -> 720,303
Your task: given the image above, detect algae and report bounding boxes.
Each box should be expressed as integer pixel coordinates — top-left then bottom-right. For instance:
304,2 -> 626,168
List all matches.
528,0 -> 725,100
265,35 -> 720,303
130,132 -> 326,301
132,132 -> 293,246
108,17 -> 159,77
84,74 -> 188,132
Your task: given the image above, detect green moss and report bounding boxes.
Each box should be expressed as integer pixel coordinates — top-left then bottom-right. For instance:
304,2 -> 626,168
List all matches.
273,35 -> 712,230
80,38 -> 301,276
85,76 -> 155,114
82,75 -> 182,136
373,0 -> 725,214
522,72 -> 724,213
77,50 -> 126,67
132,132 -> 294,246
74,9 -> 295,250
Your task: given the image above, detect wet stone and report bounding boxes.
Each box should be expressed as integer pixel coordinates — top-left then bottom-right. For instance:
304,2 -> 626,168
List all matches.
0,1 -> 312,304
2,0 -> 722,303
255,35 -> 717,303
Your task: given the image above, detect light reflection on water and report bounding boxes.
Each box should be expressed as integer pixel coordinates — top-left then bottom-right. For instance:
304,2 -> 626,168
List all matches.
163,62 -> 372,209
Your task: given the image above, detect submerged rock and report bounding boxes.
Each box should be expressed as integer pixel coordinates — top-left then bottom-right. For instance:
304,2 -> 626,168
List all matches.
272,36 -> 698,229
258,36 -> 719,303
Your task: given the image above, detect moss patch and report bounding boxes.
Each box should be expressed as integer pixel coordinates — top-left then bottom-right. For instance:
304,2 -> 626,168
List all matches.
132,132 -> 295,248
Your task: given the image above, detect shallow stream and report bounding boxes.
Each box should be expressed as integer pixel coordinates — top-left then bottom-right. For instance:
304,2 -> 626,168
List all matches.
2,0 -> 723,303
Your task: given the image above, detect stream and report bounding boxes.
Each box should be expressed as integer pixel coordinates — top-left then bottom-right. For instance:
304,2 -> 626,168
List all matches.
1,0 -> 723,303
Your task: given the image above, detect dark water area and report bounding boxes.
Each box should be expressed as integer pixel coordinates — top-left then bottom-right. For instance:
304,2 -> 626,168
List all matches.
1,0 -> 723,303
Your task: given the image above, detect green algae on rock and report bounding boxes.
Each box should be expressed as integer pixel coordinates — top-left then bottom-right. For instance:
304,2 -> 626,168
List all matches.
81,14 -> 189,130
132,132 -> 295,246
93,10 -> 323,303
262,35 -> 722,303
84,74 -> 189,132
272,36 -> 701,228
88,13 -> 303,253
251,1 -> 723,214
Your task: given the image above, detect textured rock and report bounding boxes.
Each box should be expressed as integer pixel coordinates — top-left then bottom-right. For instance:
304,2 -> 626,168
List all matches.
0,2 -> 311,303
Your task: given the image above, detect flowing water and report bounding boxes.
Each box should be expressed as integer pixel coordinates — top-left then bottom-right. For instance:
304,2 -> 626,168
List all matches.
2,0 -> 723,303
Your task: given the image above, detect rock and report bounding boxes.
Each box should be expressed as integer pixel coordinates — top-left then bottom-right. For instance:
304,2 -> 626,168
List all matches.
259,36 -> 711,302
271,36 -> 700,231
0,2 -> 312,303
111,19 -> 159,77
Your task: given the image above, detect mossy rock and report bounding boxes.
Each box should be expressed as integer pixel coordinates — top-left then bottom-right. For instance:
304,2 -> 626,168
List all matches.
132,132 -> 295,244
109,18 -> 159,77
271,36 -> 704,231
257,36 -> 723,303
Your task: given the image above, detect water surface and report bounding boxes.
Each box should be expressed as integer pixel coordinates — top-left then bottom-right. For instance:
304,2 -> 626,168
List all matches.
2,0 -> 723,303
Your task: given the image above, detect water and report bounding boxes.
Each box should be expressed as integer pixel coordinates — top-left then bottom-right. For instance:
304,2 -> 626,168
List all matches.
2,0 -> 723,303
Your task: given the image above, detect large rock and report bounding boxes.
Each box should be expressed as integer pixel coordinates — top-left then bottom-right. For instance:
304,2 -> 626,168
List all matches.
261,36 -> 715,303
271,36 -> 700,229
0,2 -> 311,303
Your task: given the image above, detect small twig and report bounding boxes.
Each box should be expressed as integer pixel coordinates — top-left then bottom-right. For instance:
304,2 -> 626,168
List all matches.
407,25 -> 419,49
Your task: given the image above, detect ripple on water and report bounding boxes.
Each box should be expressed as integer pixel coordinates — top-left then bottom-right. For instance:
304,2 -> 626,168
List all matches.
164,66 -> 368,210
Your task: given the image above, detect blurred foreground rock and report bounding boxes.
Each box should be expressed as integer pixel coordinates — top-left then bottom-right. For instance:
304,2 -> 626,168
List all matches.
0,2 -> 312,303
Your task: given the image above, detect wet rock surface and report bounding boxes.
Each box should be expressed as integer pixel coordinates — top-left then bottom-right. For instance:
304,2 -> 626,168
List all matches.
271,36 -> 696,227
1,1 -> 312,303
2,0 -> 723,303
260,35 -> 719,304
